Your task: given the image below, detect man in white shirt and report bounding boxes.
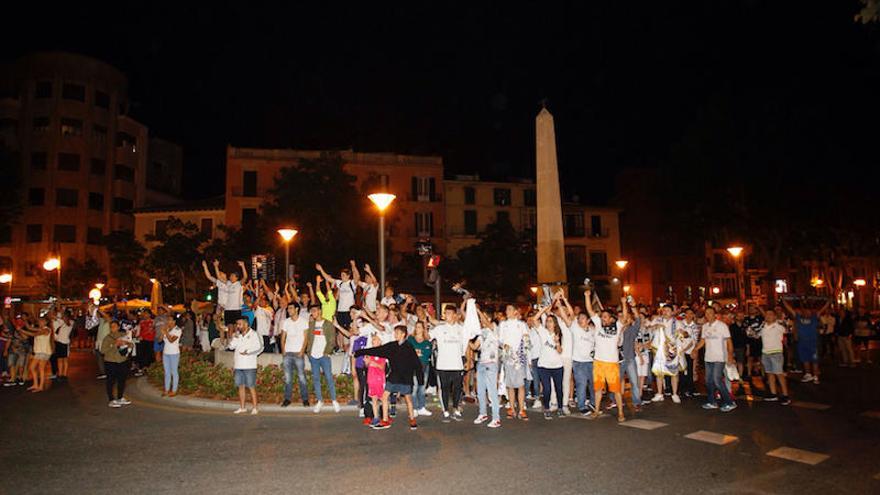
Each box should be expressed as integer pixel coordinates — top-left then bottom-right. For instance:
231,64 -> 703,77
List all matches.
227,317 -> 263,415
253,295 -> 274,353
585,290 -> 626,422
691,307 -> 736,412
429,306 -> 467,422
359,264 -> 380,312
499,305 -> 531,420
758,308 -> 790,405
202,260 -> 247,325
570,312 -> 596,415
280,304 -> 310,407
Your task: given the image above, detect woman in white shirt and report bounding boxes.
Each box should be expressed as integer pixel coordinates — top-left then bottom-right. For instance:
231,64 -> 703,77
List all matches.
469,302 -> 502,428
161,319 -> 183,397
534,306 -> 566,420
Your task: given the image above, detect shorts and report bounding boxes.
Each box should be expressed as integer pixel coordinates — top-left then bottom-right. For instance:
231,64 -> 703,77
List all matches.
54,342 -> 69,358
593,360 -> 621,394
385,382 -> 413,395
34,353 -> 51,361
747,339 -> 762,357
761,353 -> 784,374
224,309 -> 243,325
234,368 -> 257,388
503,361 -> 527,388
153,340 -> 165,353
8,352 -> 28,368
798,340 -> 818,363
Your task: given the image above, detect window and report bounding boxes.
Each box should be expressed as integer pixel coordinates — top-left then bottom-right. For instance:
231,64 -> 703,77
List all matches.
58,153 -> 81,171
565,246 -> 587,281
242,208 -> 257,225
90,158 -> 106,175
33,116 -> 50,133
590,251 -> 608,276
564,212 -> 585,237
88,192 -> 104,210
26,224 -> 42,243
56,188 -> 78,207
464,187 -> 475,205
31,151 -> 48,170
496,210 -> 510,225
0,225 -> 10,244
60,118 -> 83,137
414,212 -> 434,237
87,227 -> 103,245
464,210 -> 477,235
28,188 -> 45,206
35,81 -> 52,99
54,225 -> 76,243
112,197 -> 133,213
94,90 -> 109,109
590,215 -> 603,237
200,218 -> 213,237
115,131 -> 137,152
242,171 -> 257,197
493,188 -> 511,206
93,124 -> 107,145
114,164 -> 134,182
524,189 -> 536,207
155,219 -> 169,237
411,176 -> 436,202
62,83 -> 85,102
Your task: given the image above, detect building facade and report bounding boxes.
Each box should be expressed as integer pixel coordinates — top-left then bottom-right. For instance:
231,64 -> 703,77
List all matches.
225,146 -> 445,261
133,197 -> 226,248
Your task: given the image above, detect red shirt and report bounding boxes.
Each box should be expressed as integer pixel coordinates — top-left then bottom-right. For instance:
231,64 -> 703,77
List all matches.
139,319 -> 155,341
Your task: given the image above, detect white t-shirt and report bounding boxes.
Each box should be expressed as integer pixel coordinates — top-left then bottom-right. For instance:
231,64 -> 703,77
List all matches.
254,306 -> 274,337
54,318 -> 72,344
591,315 -> 622,363
215,279 -> 243,311
282,317 -> 308,354
309,320 -> 327,359
535,326 -> 564,369
359,282 -> 378,312
429,323 -> 466,371
229,329 -> 262,369
499,319 -> 529,350
163,326 -> 183,355
334,279 -> 357,312
380,296 -> 397,307
477,327 -> 500,364
558,319 -> 573,360
760,322 -> 786,354
570,321 -> 595,362
702,320 -> 730,363
528,328 -> 542,361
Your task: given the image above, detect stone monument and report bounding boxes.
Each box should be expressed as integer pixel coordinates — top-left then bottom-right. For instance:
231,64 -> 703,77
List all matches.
535,105 -> 567,286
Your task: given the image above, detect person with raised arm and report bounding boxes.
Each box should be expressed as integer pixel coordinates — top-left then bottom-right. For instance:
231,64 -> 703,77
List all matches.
359,264 -> 380,313
584,289 -> 626,422
428,305 -> 467,422
532,295 -> 566,420
782,297 -> 830,385
498,303 -> 532,421
202,260 -> 247,325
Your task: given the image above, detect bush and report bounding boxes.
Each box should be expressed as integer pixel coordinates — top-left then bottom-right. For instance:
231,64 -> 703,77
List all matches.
146,351 -> 354,403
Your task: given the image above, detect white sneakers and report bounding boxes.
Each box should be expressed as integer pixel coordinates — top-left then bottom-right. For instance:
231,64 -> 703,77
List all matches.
233,407 -> 247,414
332,400 -> 341,413
562,406 -> 571,415
474,414 -> 489,424
108,401 -> 122,408
417,407 -> 432,417
251,408 -> 259,415
801,373 -> 814,382
109,398 -> 131,408
313,402 -> 323,414
651,394 -> 665,402
487,419 -> 502,428
671,394 -> 681,404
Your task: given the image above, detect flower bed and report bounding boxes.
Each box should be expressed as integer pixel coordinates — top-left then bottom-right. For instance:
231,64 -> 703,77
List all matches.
146,351 -> 354,404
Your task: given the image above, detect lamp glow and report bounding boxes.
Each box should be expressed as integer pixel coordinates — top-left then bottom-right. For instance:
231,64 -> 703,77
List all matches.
277,228 -> 298,242
88,288 -> 101,303
623,285 -> 631,294
854,279 -> 867,287
711,286 -> 721,295
43,258 -> 60,271
95,283 -> 105,290
726,246 -> 744,258
368,193 -> 396,212
615,260 -> 628,269
149,278 -> 157,284
0,273 -> 11,284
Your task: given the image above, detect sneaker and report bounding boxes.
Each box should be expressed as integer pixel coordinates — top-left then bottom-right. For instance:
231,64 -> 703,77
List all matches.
117,397 -> 131,406
362,418 -> 373,426
562,406 -> 570,415
556,409 -> 566,418
372,420 -> 391,430
108,400 -> 122,408
3,382 -> 16,387
532,401 -> 543,411
763,395 -> 779,402
358,410 -> 365,418
452,410 -> 463,421
543,411 -> 552,420
442,411 -> 451,423
720,403 -> 738,413
409,419 -> 418,430
233,407 -> 247,414
302,400 -> 310,408
812,377 -> 820,385
281,400 -> 291,407
313,402 -> 323,414
332,400 -> 341,413
651,394 -> 664,402
701,403 -> 719,410
418,407 -> 432,417
780,396 -> 792,406
800,373 -> 813,383
580,409 -> 591,417
671,394 -> 681,404
370,417 -> 381,427
96,374 -> 107,380
474,415 -> 489,425
251,408 -> 259,415
487,419 -> 502,428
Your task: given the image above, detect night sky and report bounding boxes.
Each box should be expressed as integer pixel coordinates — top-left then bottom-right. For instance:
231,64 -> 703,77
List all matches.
3,2 -> 879,203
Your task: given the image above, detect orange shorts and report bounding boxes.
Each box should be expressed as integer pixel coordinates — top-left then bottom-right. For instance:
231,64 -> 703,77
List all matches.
593,360 -> 621,394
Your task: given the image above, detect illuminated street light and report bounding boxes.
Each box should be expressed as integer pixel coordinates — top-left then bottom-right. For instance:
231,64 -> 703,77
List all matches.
711,286 -> 721,295
810,277 -> 824,288
277,228 -> 298,242
149,278 -> 158,284
623,285 -> 631,294
368,193 -> 396,295
95,282 -> 105,290
615,260 -> 628,269
0,273 -> 11,284
854,279 -> 867,287
726,246 -> 744,258
43,258 -> 60,271
368,193 -> 396,212
277,228 -> 299,285
89,287 -> 102,304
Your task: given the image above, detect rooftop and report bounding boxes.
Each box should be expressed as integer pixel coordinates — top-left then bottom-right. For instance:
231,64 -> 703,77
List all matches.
227,146 -> 443,166
133,196 -> 225,214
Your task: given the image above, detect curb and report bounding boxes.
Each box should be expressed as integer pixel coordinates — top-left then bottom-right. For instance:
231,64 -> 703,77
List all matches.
131,377 -> 361,414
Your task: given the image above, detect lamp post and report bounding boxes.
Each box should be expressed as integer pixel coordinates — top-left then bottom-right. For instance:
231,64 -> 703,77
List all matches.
368,193 -> 396,296
43,257 -> 61,299
0,273 -> 11,306
726,246 -> 745,303
277,228 -> 299,286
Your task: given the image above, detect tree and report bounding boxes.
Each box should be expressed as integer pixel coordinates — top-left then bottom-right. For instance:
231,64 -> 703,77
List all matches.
146,217 -> 209,304
103,230 -> 147,294
455,217 -> 535,301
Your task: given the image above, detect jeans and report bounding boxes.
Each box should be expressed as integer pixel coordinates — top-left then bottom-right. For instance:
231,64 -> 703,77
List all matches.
476,362 -> 500,421
105,361 -> 128,401
538,366 -> 564,410
283,353 -> 308,403
572,361 -> 595,411
163,353 -> 180,392
680,354 -> 696,395
620,359 -> 642,406
705,361 -> 733,406
309,355 -> 336,402
528,358 -> 541,397
263,336 -> 274,354
413,364 -> 429,410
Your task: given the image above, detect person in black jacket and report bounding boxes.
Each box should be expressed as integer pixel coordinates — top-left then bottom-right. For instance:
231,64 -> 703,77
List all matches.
355,325 -> 424,430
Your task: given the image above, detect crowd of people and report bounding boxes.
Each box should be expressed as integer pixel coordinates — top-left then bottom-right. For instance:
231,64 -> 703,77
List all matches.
1,257 -> 878,428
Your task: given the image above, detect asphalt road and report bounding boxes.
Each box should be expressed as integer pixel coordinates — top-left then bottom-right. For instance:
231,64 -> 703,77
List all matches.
2,350 -> 879,495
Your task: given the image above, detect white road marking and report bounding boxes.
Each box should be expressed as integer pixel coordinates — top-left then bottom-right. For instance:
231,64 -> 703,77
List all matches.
684,430 -> 739,445
619,419 -> 668,430
766,447 -> 829,465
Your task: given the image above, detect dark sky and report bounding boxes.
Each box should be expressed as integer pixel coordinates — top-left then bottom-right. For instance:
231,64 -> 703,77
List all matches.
3,2 -> 879,203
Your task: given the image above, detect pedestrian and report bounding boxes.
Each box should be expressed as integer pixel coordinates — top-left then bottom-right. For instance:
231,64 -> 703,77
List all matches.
677,309 -> 700,398
471,305 -> 502,428
533,300 -> 566,420
160,317 -> 183,397
227,317 -> 263,415
280,304 -> 310,408
407,320 -> 433,417
783,298 -> 830,384
305,305 -> 345,413
756,308 -> 791,405
21,317 -> 53,392
691,306 -> 737,412
584,290 -> 626,422
499,304 -> 531,420
619,297 -> 644,411
364,334 -> 387,427
836,309 -> 856,367
429,305 -> 467,422
137,310 -> 155,370
101,321 -> 133,408
570,310 -> 596,416
94,309 -> 111,380
202,259 -> 247,325
52,311 -> 73,380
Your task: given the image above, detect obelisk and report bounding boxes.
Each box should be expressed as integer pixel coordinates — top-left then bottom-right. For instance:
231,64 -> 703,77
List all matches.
535,105 -> 567,286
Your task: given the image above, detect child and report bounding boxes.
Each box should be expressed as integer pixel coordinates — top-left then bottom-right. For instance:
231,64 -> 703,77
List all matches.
365,334 -> 387,427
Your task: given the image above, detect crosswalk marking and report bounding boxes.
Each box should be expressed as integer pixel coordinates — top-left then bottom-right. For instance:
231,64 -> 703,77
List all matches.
791,401 -> 831,411
766,447 -> 829,465
619,419 -> 668,430
861,410 -> 880,419
684,430 -> 739,445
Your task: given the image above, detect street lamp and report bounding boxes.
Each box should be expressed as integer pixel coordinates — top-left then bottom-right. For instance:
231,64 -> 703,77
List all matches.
277,228 -> 299,285
726,246 -> 745,303
615,260 -> 628,269
95,282 -> 105,290
854,278 -> 867,287
43,257 -> 61,298
0,274 -> 11,284
368,193 -> 396,296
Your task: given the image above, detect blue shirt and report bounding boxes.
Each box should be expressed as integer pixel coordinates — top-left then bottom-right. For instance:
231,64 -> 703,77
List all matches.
796,315 -> 819,341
